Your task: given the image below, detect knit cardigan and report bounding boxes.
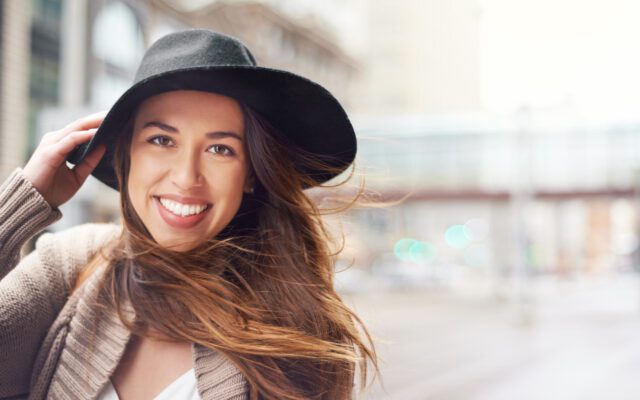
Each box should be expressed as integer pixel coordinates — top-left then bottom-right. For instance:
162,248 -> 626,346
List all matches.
0,167 -> 249,400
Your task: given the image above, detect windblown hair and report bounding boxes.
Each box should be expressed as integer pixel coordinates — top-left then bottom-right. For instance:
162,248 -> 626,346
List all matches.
74,97 -> 381,399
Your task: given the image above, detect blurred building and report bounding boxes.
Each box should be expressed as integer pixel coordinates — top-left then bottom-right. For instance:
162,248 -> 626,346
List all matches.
0,0 -> 33,179
353,0 -> 484,116
341,112 -> 640,289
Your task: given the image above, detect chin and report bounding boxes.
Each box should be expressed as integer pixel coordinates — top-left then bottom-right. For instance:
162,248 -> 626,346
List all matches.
158,238 -> 199,252
157,227 -> 221,252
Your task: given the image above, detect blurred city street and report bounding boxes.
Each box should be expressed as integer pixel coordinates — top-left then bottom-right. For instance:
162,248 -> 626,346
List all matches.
344,273 -> 640,400
4,1 -> 640,399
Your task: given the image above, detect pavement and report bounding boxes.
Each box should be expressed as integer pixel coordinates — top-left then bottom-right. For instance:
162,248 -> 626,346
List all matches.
342,273 -> 640,400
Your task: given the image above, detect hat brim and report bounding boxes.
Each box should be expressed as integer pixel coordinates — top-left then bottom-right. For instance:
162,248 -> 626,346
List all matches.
66,66 -> 357,191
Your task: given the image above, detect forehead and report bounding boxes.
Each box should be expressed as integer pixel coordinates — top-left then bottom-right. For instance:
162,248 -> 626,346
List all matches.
133,90 -> 244,135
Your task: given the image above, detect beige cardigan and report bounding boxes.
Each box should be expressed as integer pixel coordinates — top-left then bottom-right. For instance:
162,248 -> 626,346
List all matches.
0,167 -> 249,400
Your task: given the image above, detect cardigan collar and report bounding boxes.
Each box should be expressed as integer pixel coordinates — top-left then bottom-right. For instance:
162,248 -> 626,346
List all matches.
43,262 -> 248,400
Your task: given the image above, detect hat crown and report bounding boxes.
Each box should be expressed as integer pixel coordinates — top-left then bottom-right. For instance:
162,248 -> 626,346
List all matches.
134,29 -> 257,83
67,28 -> 356,191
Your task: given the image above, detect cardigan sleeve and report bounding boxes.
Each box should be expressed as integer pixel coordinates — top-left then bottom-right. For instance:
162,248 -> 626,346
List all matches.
0,167 -> 65,397
0,167 -> 63,275
0,167 -> 123,398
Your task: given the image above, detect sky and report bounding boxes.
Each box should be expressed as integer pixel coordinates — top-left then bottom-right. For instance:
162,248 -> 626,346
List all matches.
480,0 -> 640,116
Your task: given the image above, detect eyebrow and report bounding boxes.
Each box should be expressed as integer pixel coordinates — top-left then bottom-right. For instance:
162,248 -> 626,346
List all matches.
141,120 -> 244,142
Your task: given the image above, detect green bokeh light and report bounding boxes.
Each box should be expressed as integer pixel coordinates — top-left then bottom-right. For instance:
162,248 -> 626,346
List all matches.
394,238 -> 416,261
409,241 -> 437,263
445,225 -> 471,249
394,238 -> 437,263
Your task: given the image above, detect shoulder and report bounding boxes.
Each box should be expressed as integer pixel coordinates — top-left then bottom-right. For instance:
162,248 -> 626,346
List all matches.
33,222 -> 123,288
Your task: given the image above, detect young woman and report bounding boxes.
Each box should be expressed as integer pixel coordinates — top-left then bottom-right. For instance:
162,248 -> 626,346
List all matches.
0,29 -> 377,400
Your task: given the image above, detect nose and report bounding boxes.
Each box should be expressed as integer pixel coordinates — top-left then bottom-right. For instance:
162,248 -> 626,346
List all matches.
170,148 -> 204,190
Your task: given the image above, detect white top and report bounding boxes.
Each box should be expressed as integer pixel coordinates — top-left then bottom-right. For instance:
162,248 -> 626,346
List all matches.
97,368 -> 201,400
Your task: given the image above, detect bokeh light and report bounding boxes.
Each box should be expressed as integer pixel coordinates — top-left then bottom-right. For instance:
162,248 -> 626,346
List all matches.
394,238 -> 438,263
394,238 -> 415,262
408,240 -> 437,263
445,225 -> 472,249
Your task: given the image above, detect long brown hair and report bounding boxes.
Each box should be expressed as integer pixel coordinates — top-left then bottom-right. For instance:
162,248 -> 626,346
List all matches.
74,96 -> 382,399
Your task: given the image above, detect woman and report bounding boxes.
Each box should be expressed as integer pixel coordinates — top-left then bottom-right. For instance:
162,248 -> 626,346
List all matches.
0,29 -> 377,400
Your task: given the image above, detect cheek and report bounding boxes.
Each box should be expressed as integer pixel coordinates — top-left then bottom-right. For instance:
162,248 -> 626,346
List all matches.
129,144 -> 167,180
127,149 -> 159,209
207,164 -> 248,204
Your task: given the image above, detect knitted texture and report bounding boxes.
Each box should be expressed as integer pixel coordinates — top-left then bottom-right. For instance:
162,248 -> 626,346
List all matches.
0,167 -> 249,399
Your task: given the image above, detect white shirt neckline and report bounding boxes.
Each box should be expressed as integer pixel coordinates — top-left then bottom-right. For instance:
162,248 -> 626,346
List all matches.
98,368 -> 199,400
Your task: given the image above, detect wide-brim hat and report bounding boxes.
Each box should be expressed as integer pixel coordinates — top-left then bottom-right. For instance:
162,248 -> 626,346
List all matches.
66,28 -> 357,192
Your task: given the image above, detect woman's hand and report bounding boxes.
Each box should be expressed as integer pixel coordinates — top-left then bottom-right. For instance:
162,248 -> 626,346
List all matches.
22,111 -> 108,209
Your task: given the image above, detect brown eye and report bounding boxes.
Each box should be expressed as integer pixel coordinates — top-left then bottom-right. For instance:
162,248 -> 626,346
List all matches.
148,135 -> 173,146
208,144 -> 235,156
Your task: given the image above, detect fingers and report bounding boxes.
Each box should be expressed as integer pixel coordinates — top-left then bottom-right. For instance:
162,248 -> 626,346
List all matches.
22,111 -> 110,209
63,110 -> 108,132
44,128 -> 99,167
42,110 -> 108,144
72,143 -> 106,185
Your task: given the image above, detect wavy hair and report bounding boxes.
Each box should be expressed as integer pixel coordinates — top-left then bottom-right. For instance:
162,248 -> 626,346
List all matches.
73,96 -> 382,399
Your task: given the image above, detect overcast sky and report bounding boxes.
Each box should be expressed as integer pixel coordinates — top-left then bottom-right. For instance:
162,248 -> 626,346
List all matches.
480,0 -> 640,116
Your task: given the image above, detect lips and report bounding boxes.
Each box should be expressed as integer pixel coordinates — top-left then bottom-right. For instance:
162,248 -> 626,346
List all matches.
153,196 -> 212,229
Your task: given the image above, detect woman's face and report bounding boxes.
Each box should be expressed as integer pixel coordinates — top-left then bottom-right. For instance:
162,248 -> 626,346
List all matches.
128,90 -> 252,252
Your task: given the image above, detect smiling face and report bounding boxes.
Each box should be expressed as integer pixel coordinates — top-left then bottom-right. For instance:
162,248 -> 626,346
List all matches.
127,90 -> 253,252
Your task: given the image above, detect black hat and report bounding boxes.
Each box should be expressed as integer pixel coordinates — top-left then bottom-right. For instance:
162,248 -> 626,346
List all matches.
66,28 -> 357,191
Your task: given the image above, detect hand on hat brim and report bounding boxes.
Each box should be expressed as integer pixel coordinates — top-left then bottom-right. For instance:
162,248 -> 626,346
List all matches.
72,143 -> 107,185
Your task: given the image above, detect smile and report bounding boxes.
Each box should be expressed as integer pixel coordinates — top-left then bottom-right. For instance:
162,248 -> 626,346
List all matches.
153,196 -> 212,229
158,196 -> 210,216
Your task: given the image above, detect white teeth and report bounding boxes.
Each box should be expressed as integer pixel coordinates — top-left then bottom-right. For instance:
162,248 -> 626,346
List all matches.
158,197 -> 208,217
